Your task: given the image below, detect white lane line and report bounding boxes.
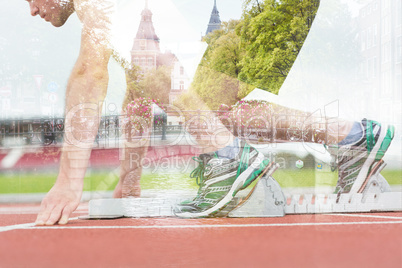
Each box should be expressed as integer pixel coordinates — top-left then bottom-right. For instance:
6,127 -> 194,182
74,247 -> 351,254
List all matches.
3,220 -> 401,231
0,210 -> 88,215
330,213 -> 402,220
0,222 -> 36,233
0,205 -> 88,215
0,217 -> 79,233
0,212 -> 88,215
1,148 -> 24,169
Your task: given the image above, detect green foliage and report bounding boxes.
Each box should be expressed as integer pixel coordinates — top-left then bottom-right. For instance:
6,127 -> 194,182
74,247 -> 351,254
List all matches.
183,20 -> 247,110
123,64 -> 142,108
203,20 -> 243,78
138,66 -> 171,104
189,0 -> 319,108
123,65 -> 171,108
190,65 -> 242,110
238,0 -> 319,93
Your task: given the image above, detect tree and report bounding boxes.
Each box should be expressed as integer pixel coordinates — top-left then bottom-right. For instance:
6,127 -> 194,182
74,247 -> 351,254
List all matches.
238,0 -> 320,93
123,65 -> 171,108
138,66 -> 171,105
191,65 -> 242,110
180,1 -> 320,109
203,20 -> 243,78
122,64 -> 142,109
184,20 -> 254,110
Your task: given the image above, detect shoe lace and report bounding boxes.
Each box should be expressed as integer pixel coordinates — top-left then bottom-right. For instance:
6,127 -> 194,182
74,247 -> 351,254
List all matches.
237,143 -> 250,177
366,120 -> 375,153
190,156 -> 209,187
324,144 -> 339,172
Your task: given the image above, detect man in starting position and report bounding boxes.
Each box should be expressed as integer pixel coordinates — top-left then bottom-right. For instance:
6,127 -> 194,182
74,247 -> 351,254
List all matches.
25,0 -> 394,224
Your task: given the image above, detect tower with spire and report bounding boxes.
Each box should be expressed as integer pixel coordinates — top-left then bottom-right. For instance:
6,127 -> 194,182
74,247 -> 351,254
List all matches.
205,0 -> 222,36
131,0 -> 161,71
130,0 -> 190,105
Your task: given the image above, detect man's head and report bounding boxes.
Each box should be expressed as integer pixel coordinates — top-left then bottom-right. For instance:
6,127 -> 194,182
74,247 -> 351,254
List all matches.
26,0 -> 75,27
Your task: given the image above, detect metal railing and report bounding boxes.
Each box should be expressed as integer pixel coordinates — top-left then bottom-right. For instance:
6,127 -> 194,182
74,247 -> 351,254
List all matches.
0,110 -> 329,148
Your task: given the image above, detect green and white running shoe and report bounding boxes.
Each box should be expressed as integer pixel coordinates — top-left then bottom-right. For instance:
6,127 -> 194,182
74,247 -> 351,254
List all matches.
327,118 -> 395,195
174,141 -> 271,218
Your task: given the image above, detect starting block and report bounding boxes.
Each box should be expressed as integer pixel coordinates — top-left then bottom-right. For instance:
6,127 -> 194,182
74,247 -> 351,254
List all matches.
87,162 -> 402,219
87,173 -> 286,219
285,173 -> 402,214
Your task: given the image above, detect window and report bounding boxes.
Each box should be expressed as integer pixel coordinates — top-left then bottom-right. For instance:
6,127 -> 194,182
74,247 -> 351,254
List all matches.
368,58 -> 372,78
397,36 -> 402,62
396,73 -> 402,100
382,42 -> 391,63
381,70 -> 391,95
133,58 -> 139,65
397,0 -> 402,26
361,30 -> 366,51
367,27 -> 372,49
179,81 -> 184,90
140,40 -> 146,50
382,0 -> 391,15
382,16 -> 391,36
180,66 -> 184,76
147,57 -> 153,66
140,58 -> 146,66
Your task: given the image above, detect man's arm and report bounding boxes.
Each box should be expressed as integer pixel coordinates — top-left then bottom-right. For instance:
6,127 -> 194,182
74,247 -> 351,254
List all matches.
35,0 -> 113,225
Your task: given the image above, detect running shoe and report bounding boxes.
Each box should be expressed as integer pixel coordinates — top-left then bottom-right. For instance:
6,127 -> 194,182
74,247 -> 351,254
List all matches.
174,141 -> 271,218
326,118 -> 395,195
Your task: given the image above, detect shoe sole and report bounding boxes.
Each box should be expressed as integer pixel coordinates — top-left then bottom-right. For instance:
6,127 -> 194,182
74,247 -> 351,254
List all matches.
213,161 -> 279,217
349,124 -> 394,194
175,152 -> 266,218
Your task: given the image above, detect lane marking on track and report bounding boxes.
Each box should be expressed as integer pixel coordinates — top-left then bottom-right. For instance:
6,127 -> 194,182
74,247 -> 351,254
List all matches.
0,217 -> 79,233
0,222 -> 36,233
2,220 -> 401,232
0,205 -> 89,215
1,148 -> 25,169
330,213 -> 402,220
0,210 -> 88,215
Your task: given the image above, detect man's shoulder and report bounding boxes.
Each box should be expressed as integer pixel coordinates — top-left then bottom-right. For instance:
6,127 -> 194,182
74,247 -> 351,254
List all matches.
74,0 -> 116,24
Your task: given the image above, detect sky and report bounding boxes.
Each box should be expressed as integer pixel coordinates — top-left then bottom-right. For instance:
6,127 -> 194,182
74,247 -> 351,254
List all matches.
1,0 -> 244,117
111,0 -> 244,73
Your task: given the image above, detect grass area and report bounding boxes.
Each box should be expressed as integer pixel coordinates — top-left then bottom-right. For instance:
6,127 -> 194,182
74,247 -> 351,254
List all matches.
0,168 -> 400,194
0,170 -> 197,194
274,169 -> 338,188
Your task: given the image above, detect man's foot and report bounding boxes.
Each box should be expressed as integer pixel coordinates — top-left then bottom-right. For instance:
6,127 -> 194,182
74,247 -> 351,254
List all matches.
327,119 -> 395,195
174,140 -> 271,218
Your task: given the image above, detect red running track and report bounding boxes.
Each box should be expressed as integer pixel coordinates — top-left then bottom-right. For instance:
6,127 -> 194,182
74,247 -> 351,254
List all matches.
0,203 -> 401,267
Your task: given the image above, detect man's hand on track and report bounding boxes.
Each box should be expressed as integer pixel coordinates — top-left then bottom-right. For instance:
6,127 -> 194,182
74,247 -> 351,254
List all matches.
35,181 -> 82,225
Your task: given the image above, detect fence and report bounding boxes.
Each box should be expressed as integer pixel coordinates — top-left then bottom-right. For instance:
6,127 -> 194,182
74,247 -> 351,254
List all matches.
0,110 -> 329,148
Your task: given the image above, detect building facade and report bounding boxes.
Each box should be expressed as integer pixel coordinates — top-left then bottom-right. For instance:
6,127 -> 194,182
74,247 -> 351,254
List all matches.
358,0 -> 402,123
130,1 -> 190,105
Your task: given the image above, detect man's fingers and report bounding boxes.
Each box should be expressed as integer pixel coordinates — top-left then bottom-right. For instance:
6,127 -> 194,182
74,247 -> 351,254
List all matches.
44,205 -> 64,226
35,203 -> 51,226
58,204 -> 75,225
35,185 -> 81,226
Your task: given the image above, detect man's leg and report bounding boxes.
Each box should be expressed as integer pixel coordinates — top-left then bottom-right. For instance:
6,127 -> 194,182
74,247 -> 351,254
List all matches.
113,123 -> 150,198
113,89 -> 153,198
173,98 -> 395,217
326,119 -> 395,196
